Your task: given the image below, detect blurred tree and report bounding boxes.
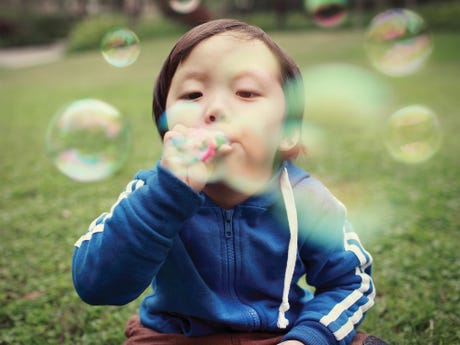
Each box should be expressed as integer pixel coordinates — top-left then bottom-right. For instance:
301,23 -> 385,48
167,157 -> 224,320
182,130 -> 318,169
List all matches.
0,0 -> 430,16
75,0 -> 88,16
273,0 -> 288,29
123,0 -> 144,18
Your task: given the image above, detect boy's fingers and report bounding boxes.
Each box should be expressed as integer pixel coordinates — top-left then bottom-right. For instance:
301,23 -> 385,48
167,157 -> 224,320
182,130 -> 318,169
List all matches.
217,143 -> 232,155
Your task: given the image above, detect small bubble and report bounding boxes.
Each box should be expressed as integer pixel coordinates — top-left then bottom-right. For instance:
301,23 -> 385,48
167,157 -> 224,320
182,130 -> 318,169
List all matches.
384,104 -> 442,164
101,28 -> 140,67
169,0 -> 200,14
162,102 -> 204,132
304,0 -> 348,28
365,9 -> 432,77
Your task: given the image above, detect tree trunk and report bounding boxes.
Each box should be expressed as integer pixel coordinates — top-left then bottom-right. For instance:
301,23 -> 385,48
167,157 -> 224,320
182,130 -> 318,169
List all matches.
273,0 -> 288,30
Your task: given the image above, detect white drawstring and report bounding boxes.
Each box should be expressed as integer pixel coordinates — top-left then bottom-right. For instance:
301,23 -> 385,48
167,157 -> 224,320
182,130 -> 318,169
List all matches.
277,167 -> 298,329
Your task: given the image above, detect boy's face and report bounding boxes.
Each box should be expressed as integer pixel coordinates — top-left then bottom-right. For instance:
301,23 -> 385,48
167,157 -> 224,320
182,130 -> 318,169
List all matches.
165,33 -> 286,192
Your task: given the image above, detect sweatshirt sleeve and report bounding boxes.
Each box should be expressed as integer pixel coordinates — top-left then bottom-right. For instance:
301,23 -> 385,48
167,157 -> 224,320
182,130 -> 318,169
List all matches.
282,179 -> 375,345
72,163 -> 204,305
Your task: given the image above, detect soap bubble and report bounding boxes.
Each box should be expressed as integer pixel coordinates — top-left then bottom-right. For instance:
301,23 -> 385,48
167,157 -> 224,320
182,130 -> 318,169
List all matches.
160,101 -> 204,133
384,105 -> 442,164
304,0 -> 348,28
301,63 -> 391,126
159,101 -> 280,194
365,9 -> 432,77
46,99 -> 130,182
160,102 -> 225,181
169,0 -> 200,14
100,28 -> 140,67
300,122 -> 326,158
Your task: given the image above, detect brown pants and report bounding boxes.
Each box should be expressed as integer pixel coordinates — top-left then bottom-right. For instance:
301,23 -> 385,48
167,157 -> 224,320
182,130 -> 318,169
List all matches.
124,315 -> 368,345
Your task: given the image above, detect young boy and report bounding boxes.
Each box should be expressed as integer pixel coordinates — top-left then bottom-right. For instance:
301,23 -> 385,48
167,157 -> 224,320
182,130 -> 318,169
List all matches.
72,19 -> 386,345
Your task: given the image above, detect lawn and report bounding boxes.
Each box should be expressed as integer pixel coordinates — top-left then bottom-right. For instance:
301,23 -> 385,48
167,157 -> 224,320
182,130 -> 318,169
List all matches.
0,28 -> 459,344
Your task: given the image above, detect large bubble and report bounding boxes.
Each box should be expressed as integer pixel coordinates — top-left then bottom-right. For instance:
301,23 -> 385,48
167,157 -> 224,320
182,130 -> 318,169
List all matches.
100,28 -> 141,68
300,122 -> 326,158
169,0 -> 200,14
304,0 -> 348,28
384,104 -> 442,164
46,99 -> 130,182
365,9 -> 432,77
301,63 -> 391,126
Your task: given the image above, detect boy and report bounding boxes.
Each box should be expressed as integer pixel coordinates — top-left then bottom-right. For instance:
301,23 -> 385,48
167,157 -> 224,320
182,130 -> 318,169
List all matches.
73,19 -> 386,345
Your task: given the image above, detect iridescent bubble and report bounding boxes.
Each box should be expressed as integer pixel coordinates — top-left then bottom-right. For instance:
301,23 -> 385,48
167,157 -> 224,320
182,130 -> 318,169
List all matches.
300,122 -> 326,158
160,102 -> 279,194
169,0 -> 200,14
384,105 -> 442,164
301,63 -> 392,126
304,0 -> 348,28
100,28 -> 140,67
161,101 -> 204,132
365,9 -> 432,77
46,99 -> 130,182
161,102 -> 227,182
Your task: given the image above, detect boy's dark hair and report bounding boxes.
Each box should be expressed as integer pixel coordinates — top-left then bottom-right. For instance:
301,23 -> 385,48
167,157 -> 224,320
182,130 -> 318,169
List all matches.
152,18 -> 305,156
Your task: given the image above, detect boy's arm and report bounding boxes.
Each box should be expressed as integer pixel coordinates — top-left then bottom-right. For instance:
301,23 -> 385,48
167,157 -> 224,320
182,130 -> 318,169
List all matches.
282,180 -> 375,345
72,163 -> 204,305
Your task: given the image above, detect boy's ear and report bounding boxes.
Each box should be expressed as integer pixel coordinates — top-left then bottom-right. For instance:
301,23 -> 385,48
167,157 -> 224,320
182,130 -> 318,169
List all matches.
278,130 -> 301,151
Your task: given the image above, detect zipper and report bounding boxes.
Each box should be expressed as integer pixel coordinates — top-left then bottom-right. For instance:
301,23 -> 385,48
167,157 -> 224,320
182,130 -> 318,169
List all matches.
222,209 -> 235,307
224,209 -> 233,239
222,209 -> 260,330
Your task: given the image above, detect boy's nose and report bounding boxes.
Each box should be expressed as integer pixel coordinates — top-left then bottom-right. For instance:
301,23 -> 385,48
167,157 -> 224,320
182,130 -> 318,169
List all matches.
204,112 -> 225,124
203,94 -> 227,124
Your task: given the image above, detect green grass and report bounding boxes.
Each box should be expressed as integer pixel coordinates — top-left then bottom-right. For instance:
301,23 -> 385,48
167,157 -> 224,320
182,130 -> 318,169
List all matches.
1,29 -> 459,345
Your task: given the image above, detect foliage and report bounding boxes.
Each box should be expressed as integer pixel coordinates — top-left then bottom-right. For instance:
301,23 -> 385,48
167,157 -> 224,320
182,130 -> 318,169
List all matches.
2,2 -> 460,49
0,10 -> 77,47
134,16 -> 188,41
0,31 -> 459,344
66,13 -> 129,53
66,14 -> 187,53
416,1 -> 460,31
66,11 -> 315,54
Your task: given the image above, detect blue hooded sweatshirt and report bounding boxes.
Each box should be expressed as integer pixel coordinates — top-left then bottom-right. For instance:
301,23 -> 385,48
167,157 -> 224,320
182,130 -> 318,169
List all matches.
72,160 -> 374,345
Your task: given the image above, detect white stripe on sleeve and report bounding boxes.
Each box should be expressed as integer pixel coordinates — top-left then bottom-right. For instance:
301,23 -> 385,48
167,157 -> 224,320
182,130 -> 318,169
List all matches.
74,179 -> 145,248
319,226 -> 375,341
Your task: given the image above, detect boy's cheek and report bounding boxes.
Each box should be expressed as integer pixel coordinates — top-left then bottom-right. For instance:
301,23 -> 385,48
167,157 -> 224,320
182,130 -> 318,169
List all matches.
224,138 -> 273,166
240,116 -> 283,148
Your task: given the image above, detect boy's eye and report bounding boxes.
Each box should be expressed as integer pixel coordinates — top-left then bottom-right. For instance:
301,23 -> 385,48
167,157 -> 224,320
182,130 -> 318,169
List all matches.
180,92 -> 202,100
236,90 -> 259,99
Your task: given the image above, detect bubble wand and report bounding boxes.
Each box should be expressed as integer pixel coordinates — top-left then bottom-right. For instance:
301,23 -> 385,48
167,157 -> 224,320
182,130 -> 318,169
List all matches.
171,130 -> 229,164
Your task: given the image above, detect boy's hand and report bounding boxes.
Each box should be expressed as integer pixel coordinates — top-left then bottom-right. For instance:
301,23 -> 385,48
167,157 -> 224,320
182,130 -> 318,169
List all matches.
161,124 -> 231,191
278,341 -> 305,345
